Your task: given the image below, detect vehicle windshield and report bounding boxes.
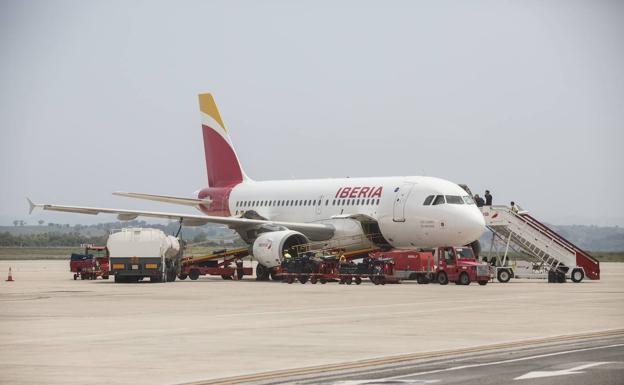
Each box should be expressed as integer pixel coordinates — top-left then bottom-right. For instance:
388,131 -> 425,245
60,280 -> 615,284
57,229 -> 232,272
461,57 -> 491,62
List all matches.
455,247 -> 474,259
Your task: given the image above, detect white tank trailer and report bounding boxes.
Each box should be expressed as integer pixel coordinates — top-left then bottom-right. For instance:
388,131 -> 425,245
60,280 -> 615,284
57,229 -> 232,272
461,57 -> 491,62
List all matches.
107,228 -> 183,283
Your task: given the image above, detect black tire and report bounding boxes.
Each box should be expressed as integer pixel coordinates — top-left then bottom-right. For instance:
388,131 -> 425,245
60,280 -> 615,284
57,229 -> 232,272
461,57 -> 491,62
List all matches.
557,271 -> 566,283
571,268 -> 584,283
256,264 -> 270,281
298,275 -> 308,284
458,272 -> 470,286
178,274 -> 188,280
497,269 -> 511,283
346,277 -> 353,285
221,275 -> 232,280
189,269 -> 200,280
287,276 -> 295,284
437,272 -> 449,285
355,277 -> 362,285
320,279 -> 327,284
478,280 -> 488,286
73,274 -> 77,280
150,275 -> 163,283
548,270 -> 556,283
310,276 -> 318,284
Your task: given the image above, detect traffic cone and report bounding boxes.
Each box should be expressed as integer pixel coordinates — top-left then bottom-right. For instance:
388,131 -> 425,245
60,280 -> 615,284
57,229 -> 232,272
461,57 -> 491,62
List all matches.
6,267 -> 14,282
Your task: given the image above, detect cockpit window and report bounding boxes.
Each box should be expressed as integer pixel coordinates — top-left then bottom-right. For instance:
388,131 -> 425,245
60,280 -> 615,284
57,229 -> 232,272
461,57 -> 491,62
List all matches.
432,195 -> 445,205
463,195 -> 475,205
423,195 -> 434,205
445,195 -> 464,204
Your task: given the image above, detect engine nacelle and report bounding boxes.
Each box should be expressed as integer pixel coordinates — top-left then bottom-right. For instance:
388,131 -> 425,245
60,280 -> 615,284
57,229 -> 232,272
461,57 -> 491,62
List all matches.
252,230 -> 309,268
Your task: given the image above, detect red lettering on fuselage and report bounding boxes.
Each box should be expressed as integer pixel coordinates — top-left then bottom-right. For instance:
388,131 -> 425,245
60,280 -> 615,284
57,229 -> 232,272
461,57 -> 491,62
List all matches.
334,186 -> 383,199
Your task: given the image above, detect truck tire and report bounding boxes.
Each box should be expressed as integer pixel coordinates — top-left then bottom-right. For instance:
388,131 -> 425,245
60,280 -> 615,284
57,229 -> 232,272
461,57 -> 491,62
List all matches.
256,264 -> 270,281
178,274 -> 188,280
571,268 -> 584,283
478,280 -> 488,286
458,272 -> 470,285
437,272 -> 449,285
189,269 -> 200,280
557,271 -> 566,283
497,268 -> 511,283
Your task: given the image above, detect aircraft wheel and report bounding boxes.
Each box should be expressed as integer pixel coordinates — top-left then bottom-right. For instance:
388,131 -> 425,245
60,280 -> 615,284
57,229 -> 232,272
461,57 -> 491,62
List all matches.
571,268 -> 584,283
256,264 -> 270,281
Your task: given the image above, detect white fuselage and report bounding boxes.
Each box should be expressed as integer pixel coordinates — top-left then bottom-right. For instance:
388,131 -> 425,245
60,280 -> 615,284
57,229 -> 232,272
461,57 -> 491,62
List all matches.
221,175 -> 485,248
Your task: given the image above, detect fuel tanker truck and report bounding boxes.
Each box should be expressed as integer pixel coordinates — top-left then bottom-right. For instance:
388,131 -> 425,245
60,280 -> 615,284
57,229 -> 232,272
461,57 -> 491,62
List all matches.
108,228 -> 183,283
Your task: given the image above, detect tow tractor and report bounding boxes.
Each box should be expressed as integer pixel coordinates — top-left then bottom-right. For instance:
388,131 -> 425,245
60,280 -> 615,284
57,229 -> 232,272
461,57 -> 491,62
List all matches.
369,246 -> 490,285
179,247 -> 253,281
70,245 -> 110,280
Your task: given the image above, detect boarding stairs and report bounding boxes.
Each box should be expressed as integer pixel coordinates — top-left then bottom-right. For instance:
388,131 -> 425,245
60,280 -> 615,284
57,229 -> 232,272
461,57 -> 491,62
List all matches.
481,206 -> 600,280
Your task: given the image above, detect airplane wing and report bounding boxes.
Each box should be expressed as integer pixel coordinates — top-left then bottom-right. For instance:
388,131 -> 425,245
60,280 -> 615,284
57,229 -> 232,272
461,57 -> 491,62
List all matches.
27,198 -> 335,241
112,191 -> 211,208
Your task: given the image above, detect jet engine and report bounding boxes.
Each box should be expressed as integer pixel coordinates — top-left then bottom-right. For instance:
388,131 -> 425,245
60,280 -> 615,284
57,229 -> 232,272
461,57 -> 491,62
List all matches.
252,230 -> 309,268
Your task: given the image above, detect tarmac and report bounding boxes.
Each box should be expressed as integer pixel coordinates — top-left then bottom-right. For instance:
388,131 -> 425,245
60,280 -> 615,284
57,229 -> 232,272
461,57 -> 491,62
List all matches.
0,260 -> 623,385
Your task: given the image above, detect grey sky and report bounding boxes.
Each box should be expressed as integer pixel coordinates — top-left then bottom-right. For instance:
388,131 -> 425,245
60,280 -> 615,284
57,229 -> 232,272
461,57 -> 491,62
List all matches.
1,0 -> 623,226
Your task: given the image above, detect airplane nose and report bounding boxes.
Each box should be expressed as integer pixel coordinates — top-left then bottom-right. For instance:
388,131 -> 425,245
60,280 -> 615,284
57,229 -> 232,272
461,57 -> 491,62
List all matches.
463,207 -> 486,242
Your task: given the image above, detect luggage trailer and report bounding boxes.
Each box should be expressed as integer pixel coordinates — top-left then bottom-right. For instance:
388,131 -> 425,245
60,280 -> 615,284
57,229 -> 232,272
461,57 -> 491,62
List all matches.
179,247 -> 253,281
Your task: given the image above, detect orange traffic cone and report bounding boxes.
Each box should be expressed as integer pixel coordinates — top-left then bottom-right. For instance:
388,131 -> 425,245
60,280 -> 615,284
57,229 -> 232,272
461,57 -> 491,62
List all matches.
6,267 -> 14,282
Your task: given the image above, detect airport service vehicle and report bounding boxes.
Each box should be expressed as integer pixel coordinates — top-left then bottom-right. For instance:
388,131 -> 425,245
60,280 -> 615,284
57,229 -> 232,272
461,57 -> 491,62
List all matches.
179,247 -> 253,281
370,246 -> 490,285
108,228 -> 182,283
482,206 -> 600,283
278,253 -> 395,285
29,93 -> 486,280
69,245 -> 109,280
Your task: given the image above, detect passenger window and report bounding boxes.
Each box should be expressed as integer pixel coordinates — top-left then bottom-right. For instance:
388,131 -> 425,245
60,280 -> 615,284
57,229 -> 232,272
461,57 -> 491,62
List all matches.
332,199 -> 336,205
325,200 -> 329,206
445,195 -> 464,204
433,195 -> 445,205
356,199 -> 360,205
423,195 -> 434,205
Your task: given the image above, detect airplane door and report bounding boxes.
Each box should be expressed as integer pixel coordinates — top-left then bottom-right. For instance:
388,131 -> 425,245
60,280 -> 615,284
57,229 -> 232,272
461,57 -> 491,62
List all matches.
393,183 -> 414,222
315,195 -> 324,215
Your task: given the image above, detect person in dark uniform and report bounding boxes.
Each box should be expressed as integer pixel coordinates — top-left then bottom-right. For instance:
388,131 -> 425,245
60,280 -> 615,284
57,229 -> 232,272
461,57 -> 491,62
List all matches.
474,194 -> 485,207
484,190 -> 493,206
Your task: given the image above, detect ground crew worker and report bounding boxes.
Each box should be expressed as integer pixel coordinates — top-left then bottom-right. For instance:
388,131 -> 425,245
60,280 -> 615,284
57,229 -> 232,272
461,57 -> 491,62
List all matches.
510,201 -> 522,214
474,194 -> 485,207
485,190 -> 493,206
338,252 -> 347,265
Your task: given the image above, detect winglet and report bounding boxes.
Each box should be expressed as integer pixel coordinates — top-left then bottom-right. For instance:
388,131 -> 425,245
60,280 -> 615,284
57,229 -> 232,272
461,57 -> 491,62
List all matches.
27,198 -> 37,215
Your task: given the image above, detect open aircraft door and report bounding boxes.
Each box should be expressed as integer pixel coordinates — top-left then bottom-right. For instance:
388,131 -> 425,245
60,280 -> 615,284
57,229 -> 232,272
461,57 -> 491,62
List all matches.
393,183 -> 414,222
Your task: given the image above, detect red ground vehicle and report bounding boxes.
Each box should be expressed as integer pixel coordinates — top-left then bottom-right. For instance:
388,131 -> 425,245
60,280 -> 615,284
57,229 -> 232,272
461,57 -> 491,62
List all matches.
70,245 -> 110,280
370,247 -> 490,285
179,248 -> 253,281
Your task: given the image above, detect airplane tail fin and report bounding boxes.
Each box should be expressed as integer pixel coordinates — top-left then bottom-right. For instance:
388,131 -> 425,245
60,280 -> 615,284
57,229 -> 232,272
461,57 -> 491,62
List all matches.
198,93 -> 250,187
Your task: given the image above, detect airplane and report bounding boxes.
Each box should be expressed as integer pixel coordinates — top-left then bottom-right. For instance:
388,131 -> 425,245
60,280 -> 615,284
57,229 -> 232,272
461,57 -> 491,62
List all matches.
29,93 -> 486,280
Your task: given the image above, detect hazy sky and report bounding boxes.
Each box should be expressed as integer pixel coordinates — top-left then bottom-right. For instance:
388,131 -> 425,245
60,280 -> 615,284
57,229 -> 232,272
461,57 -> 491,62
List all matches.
1,0 -> 623,226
